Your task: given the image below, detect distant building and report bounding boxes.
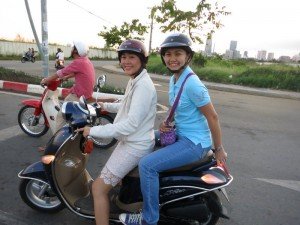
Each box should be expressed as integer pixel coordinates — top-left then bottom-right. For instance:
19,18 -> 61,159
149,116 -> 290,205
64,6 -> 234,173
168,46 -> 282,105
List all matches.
278,56 -> 291,62
267,52 -> 274,61
204,37 -> 213,56
224,40 -> 240,59
257,50 -> 267,61
243,51 -> 248,58
230,40 -> 237,51
292,53 -> 300,62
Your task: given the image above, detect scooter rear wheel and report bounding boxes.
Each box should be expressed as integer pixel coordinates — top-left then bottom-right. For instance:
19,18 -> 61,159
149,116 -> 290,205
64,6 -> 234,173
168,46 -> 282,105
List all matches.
93,114 -> 118,149
19,179 -> 64,213
18,105 -> 49,137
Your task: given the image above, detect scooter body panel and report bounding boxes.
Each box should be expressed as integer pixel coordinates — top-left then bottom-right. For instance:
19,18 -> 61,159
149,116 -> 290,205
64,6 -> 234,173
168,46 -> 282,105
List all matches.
18,161 -> 48,184
42,89 -> 61,134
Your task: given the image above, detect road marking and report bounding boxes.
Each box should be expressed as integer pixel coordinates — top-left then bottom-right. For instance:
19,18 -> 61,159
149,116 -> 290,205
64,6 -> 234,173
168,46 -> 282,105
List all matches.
154,83 -> 162,87
0,209 -> 29,225
255,178 -> 300,192
0,125 -> 23,142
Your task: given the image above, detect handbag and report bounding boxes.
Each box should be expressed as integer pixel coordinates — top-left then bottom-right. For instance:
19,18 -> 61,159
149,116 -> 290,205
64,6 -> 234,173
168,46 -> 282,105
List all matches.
160,72 -> 194,146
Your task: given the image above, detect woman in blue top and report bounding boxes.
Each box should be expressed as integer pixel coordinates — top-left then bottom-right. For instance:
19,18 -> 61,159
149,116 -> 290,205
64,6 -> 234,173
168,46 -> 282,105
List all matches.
119,33 -> 228,225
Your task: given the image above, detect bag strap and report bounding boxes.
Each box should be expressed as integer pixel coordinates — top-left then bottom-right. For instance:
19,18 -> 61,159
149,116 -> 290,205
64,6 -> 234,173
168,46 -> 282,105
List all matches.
165,72 -> 194,124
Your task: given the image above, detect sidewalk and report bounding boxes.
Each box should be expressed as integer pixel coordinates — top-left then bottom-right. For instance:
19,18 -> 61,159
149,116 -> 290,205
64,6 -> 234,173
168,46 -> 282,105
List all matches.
97,64 -> 300,101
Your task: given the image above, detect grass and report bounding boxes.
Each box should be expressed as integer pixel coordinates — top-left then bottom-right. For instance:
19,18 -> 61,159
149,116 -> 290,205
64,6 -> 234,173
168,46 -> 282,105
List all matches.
147,54 -> 300,92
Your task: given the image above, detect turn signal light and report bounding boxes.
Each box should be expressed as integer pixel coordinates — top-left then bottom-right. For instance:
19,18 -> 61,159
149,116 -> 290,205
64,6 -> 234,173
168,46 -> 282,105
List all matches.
42,155 -> 55,164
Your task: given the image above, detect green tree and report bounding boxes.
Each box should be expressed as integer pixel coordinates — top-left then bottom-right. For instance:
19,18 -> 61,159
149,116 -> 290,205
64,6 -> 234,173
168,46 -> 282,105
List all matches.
152,0 -> 230,44
98,19 -> 148,48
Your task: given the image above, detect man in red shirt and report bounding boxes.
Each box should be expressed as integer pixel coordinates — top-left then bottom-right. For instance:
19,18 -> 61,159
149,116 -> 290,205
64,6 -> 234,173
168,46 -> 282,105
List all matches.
41,40 -> 95,132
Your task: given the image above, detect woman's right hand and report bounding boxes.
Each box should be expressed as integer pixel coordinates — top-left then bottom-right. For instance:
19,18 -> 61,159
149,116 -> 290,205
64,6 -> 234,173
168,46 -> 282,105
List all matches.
159,121 -> 173,132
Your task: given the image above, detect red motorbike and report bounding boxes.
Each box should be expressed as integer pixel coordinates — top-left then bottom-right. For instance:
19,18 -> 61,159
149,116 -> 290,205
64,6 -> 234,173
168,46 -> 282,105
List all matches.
17,76 -> 117,149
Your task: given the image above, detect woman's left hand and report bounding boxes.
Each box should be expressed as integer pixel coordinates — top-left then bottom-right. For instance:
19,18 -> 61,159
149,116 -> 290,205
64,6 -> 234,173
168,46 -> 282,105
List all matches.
215,147 -> 227,164
76,126 -> 91,137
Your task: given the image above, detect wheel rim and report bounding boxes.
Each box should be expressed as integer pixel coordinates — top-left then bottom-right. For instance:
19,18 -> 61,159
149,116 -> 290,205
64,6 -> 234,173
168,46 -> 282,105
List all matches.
93,117 -> 115,146
20,107 -> 46,135
26,180 -> 61,209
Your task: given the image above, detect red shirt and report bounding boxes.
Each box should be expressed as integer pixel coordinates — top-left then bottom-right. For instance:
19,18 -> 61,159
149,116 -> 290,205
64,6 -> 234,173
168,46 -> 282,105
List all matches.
57,57 -> 95,98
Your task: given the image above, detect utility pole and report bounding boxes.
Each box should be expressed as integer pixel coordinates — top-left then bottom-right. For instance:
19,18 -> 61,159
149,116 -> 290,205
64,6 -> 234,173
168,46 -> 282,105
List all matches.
24,0 -> 49,77
41,0 -> 49,77
148,8 -> 154,54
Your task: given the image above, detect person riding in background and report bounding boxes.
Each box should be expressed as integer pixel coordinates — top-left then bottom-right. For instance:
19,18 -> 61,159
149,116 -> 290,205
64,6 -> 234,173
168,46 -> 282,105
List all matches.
40,41 -> 95,132
55,48 -> 64,61
77,39 -> 157,225
119,33 -> 228,225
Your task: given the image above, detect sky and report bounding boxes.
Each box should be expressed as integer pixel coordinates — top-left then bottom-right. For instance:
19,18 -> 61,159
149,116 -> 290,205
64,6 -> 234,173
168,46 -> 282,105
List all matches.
0,0 -> 299,59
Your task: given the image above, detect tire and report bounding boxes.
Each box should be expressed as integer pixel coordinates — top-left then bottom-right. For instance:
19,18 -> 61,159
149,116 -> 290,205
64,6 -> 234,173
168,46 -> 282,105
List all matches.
31,57 -> 35,63
197,192 -> 220,225
21,57 -> 26,63
18,105 -> 49,137
19,179 -> 64,213
93,115 -> 117,149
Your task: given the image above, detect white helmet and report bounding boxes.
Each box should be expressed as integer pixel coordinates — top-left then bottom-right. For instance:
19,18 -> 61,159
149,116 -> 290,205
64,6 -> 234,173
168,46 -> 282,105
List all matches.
73,41 -> 89,57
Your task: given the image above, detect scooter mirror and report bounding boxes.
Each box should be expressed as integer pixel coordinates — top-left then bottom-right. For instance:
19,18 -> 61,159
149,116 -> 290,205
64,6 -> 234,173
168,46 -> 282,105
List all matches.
97,75 -> 106,89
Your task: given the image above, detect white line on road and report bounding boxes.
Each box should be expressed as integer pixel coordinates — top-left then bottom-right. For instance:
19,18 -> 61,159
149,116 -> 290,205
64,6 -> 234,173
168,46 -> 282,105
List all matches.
0,125 -> 23,142
255,178 -> 300,192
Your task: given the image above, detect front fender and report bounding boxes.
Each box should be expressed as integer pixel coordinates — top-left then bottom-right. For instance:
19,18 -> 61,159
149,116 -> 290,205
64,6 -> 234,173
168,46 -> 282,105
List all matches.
21,99 -> 41,108
18,161 -> 48,183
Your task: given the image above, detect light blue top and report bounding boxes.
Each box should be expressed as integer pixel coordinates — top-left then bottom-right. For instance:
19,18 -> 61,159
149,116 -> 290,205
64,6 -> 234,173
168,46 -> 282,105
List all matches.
169,66 -> 212,148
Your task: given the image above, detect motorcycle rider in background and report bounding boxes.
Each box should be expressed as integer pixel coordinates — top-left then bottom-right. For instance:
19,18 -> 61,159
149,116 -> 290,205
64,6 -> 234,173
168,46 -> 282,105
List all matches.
55,48 -> 64,69
41,41 -> 95,132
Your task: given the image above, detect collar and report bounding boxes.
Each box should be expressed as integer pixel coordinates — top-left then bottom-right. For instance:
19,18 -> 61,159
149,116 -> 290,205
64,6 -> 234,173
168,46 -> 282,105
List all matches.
130,69 -> 147,85
172,66 -> 193,88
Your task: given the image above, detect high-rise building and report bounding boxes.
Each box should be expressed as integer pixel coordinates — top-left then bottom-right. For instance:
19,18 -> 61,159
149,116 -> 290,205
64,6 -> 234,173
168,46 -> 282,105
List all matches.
243,51 -> 248,58
224,40 -> 240,59
204,37 -> 212,55
267,52 -> 274,61
257,50 -> 267,60
230,41 -> 237,51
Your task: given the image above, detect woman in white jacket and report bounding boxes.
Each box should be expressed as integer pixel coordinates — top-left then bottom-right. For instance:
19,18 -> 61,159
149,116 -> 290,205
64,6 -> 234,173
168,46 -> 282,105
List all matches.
78,39 -> 157,225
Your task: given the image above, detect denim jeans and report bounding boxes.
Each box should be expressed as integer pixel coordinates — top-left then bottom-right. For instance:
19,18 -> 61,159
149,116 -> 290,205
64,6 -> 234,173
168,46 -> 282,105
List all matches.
138,136 -> 211,225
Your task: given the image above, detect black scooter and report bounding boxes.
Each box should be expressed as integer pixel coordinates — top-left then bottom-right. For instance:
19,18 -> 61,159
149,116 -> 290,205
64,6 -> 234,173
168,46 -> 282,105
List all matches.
21,53 -> 35,63
18,97 -> 233,225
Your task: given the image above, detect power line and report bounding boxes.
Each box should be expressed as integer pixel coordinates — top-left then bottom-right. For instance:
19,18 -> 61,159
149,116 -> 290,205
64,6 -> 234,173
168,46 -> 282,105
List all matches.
65,0 -> 114,25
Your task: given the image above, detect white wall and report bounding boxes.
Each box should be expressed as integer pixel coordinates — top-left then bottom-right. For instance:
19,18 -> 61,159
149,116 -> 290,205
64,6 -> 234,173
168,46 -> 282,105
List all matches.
0,41 -> 117,59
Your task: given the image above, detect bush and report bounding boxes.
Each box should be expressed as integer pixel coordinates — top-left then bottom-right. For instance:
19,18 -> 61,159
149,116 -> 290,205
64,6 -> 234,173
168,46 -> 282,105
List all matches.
192,53 -> 207,67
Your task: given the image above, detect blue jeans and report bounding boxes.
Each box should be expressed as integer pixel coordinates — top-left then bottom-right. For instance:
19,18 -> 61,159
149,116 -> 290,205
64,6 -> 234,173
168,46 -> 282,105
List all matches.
138,136 -> 211,225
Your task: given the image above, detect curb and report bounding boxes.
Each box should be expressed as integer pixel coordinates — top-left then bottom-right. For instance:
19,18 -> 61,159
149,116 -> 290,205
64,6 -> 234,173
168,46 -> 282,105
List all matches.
95,65 -> 300,101
0,80 -> 123,100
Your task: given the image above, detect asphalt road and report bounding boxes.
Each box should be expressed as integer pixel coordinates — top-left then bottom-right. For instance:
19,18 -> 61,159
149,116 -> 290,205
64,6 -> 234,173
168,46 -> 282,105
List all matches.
0,60 -> 300,225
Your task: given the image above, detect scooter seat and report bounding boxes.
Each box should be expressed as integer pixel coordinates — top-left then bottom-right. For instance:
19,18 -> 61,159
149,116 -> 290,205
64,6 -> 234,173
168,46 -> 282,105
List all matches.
127,150 -> 214,178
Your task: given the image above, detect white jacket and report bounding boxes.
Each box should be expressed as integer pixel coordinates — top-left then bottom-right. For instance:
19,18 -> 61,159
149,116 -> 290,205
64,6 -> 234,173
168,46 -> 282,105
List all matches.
90,69 -> 157,145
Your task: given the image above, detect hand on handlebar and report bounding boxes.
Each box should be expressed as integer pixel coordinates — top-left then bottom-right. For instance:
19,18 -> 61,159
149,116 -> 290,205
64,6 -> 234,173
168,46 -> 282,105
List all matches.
40,78 -> 48,86
75,126 -> 91,138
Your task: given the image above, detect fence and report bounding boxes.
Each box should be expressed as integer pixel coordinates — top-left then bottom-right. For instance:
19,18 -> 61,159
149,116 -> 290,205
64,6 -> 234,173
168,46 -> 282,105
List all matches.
0,40 -> 117,59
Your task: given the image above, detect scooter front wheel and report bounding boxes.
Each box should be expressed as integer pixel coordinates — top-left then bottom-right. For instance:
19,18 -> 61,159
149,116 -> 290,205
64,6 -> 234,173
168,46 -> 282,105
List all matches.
21,57 -> 26,63
19,179 -> 64,213
18,105 -> 49,137
93,115 -> 118,149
